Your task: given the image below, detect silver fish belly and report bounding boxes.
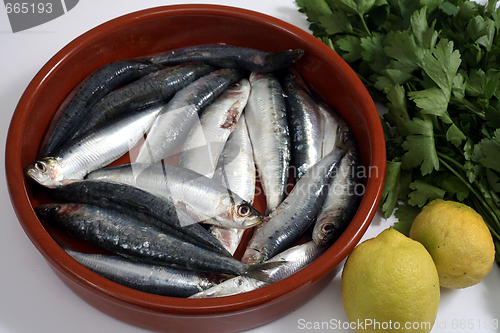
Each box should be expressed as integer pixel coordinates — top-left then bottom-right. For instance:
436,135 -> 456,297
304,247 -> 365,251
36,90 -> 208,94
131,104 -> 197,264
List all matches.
189,241 -> 326,298
210,114 -> 256,255
25,105 -> 162,188
241,146 -> 347,265
86,162 -> 262,229
135,68 -> 244,163
245,72 -> 290,215
177,78 -> 250,177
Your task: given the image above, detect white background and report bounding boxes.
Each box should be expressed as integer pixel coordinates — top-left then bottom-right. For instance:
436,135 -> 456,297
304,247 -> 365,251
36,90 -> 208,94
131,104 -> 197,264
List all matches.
0,1 -> 499,332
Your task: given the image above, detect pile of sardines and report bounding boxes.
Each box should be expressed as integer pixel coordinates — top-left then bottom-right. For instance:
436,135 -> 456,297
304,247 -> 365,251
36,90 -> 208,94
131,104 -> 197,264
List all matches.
25,43 -> 362,298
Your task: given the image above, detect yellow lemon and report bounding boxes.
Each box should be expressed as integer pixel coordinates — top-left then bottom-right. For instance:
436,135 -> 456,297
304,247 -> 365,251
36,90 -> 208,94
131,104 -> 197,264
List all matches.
341,228 -> 440,333
409,199 -> 495,289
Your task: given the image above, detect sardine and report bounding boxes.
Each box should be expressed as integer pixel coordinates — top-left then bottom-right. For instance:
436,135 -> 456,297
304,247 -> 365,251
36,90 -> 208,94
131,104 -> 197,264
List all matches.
25,105 -> 162,188
281,68 -> 323,181
71,63 -> 215,139
241,142 -> 347,265
50,180 -> 232,256
86,162 -> 262,229
177,79 -> 250,177
148,43 -> 304,73
36,203 -> 281,281
65,249 -> 224,297
189,241 -> 326,298
245,72 -> 290,214
40,59 -> 163,157
313,127 -> 362,246
209,115 -> 256,254
135,68 -> 244,163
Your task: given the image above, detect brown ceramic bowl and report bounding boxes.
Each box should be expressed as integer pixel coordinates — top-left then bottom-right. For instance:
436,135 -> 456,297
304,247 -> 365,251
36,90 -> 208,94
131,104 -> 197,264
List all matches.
5,4 -> 385,333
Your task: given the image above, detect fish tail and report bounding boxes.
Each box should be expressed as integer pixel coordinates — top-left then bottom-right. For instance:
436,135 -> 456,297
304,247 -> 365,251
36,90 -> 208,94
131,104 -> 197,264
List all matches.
243,261 -> 288,283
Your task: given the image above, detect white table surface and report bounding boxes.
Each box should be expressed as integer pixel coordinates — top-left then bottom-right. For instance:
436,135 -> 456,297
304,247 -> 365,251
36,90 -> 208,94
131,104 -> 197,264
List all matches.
1,1 -> 499,332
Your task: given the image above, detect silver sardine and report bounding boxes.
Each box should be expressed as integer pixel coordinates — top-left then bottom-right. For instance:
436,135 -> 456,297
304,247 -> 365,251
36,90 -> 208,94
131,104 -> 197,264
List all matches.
148,44 -> 304,73
25,105 -> 162,188
65,249 -> 224,298
86,162 -> 262,229
245,72 -> 290,215
281,68 -> 323,181
313,121 -> 362,246
209,114 -> 256,255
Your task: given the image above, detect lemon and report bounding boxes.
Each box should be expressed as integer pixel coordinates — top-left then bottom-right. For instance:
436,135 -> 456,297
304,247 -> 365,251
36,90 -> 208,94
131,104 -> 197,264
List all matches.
409,199 -> 495,289
341,228 -> 440,333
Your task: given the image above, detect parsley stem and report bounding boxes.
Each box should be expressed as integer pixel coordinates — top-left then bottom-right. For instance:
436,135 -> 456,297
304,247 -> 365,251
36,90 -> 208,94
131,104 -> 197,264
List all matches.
437,152 -> 465,172
359,14 -> 372,37
469,195 -> 500,240
438,155 -> 500,232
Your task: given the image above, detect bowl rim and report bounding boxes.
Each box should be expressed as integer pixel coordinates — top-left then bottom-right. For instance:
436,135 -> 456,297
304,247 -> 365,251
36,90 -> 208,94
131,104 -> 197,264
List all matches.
5,3 -> 386,316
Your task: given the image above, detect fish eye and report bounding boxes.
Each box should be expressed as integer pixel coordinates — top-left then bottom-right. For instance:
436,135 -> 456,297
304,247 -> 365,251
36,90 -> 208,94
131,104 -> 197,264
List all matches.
322,223 -> 335,234
34,161 -> 46,172
237,204 -> 251,217
45,205 -> 61,214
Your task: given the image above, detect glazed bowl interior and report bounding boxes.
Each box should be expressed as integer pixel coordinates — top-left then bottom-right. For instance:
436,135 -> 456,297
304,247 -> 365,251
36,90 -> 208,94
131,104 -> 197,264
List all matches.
5,4 -> 385,332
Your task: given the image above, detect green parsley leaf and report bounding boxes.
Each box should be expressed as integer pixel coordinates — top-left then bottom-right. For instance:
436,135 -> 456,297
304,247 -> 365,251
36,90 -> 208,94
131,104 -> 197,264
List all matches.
336,35 -> 364,62
319,11 -> 353,35
382,160 -> 402,218
360,33 -> 389,73
383,85 -> 411,136
440,173 -> 470,201
446,123 -> 467,146
401,117 -> 440,175
408,180 -> 446,206
421,39 -> 462,100
408,87 -> 449,119
393,204 -> 422,236
410,7 -> 438,49
298,0 -> 333,22
472,128 -> 500,173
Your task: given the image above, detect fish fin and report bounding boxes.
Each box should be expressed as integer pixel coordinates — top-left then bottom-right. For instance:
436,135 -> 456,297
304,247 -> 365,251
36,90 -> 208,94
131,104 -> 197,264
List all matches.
243,261 -> 289,283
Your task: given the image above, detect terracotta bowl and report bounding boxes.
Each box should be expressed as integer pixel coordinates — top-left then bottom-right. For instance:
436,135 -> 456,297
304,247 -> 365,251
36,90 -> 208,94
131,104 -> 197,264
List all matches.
5,4 -> 385,333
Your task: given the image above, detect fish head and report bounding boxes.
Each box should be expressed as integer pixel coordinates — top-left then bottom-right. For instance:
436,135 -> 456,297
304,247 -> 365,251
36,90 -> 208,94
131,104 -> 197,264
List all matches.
35,203 -> 82,219
35,203 -> 64,220
24,157 -> 64,188
312,218 -> 339,247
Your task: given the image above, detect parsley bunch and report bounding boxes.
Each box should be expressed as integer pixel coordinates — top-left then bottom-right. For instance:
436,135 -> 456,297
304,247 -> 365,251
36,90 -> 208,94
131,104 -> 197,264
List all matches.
297,0 -> 500,261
